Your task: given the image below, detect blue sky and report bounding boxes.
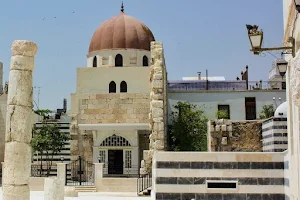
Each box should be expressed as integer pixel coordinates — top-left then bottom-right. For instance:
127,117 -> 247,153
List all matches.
0,0 -> 284,110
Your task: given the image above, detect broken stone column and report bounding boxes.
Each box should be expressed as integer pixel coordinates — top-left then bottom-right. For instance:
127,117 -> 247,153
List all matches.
143,42 -> 167,172
2,40 -> 37,200
44,177 -> 64,200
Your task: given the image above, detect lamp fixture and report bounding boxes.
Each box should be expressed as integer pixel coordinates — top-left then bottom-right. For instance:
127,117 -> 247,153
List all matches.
60,156 -> 64,163
276,59 -> 288,78
246,24 -> 295,57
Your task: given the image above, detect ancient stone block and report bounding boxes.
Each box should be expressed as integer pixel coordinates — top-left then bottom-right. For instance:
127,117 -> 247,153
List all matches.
11,40 -> 38,57
215,125 -> 220,131
152,108 -> 163,118
7,71 -> 33,107
151,100 -> 163,108
153,122 -> 164,131
153,117 -> 163,123
221,124 -> 227,132
44,177 -> 64,200
221,137 -> 228,145
5,105 -> 32,143
3,142 -> 31,185
150,92 -> 163,100
2,185 -> 30,200
153,73 -> 163,80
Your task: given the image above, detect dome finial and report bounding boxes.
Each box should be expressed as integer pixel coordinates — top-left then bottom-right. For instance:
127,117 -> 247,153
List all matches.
121,1 -> 124,13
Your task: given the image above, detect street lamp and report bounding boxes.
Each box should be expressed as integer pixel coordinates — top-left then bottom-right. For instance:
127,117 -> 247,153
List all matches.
276,59 -> 288,78
246,24 -> 295,57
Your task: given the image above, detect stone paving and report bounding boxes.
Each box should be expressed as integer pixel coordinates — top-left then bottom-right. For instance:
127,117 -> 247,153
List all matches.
0,190 -> 151,200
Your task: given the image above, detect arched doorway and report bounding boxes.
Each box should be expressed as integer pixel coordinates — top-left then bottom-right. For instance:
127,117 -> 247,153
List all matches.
99,135 -> 131,175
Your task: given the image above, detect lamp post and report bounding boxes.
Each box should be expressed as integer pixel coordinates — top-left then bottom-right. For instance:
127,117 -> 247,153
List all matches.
246,24 -> 295,57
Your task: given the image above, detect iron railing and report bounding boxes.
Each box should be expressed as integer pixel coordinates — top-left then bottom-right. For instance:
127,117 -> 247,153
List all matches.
167,80 -> 286,91
137,173 -> 152,195
102,164 -> 140,178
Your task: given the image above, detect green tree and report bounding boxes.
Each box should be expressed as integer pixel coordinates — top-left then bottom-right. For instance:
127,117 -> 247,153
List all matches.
169,101 -> 208,151
259,104 -> 275,119
31,123 -> 70,176
216,110 -> 229,119
34,109 -> 52,121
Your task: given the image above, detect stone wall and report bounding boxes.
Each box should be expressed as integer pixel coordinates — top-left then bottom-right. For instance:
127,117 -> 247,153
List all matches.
78,93 -> 149,124
152,151 -> 285,200
208,120 -> 262,152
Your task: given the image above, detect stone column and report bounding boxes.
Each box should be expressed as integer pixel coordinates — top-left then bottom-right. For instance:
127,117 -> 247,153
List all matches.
44,177 -> 64,200
56,163 -> 66,185
2,40 -> 37,200
94,163 -> 104,192
145,41 -> 167,172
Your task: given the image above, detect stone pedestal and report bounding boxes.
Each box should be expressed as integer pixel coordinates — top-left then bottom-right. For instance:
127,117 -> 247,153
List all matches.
44,177 -> 64,200
2,40 -> 37,200
56,163 -> 66,185
94,163 -> 104,191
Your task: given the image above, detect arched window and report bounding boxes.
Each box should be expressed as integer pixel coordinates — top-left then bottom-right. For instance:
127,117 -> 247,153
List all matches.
143,56 -> 149,66
120,81 -> 127,93
100,134 -> 131,147
93,56 -> 97,67
109,81 -> 116,93
115,54 -> 123,67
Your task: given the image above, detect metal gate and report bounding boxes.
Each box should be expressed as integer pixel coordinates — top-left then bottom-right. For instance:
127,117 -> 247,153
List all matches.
65,156 -> 94,186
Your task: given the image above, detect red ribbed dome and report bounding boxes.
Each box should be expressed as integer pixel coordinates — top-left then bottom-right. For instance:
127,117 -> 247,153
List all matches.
88,12 -> 155,53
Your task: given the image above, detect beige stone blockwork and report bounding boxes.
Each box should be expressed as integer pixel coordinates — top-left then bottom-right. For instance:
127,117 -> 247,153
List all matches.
78,93 -> 150,124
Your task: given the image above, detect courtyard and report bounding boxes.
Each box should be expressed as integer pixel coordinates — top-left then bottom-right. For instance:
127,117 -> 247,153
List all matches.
0,190 -> 150,200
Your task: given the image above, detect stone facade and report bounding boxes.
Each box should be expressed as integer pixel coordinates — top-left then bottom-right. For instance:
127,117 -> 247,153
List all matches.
69,93 -> 150,162
78,93 -> 149,124
208,120 -> 262,152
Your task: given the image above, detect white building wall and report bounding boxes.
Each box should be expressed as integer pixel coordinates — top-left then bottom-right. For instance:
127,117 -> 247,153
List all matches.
76,67 -> 150,94
168,91 -> 286,121
87,49 -> 151,68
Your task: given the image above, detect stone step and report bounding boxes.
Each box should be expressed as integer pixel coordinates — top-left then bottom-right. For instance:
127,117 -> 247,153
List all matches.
74,186 -> 96,193
138,187 -> 152,196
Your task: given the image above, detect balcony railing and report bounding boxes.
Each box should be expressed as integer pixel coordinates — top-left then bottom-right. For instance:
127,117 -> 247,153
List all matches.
168,80 -> 286,91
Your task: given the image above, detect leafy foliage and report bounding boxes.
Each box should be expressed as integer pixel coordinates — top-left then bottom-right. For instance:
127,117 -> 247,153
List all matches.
34,109 -> 52,121
169,101 -> 208,151
259,104 -> 275,119
31,123 -> 70,176
216,110 -> 229,119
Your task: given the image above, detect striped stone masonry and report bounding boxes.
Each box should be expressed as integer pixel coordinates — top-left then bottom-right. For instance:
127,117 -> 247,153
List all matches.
32,122 -> 71,176
262,117 -> 288,152
152,151 -> 286,200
